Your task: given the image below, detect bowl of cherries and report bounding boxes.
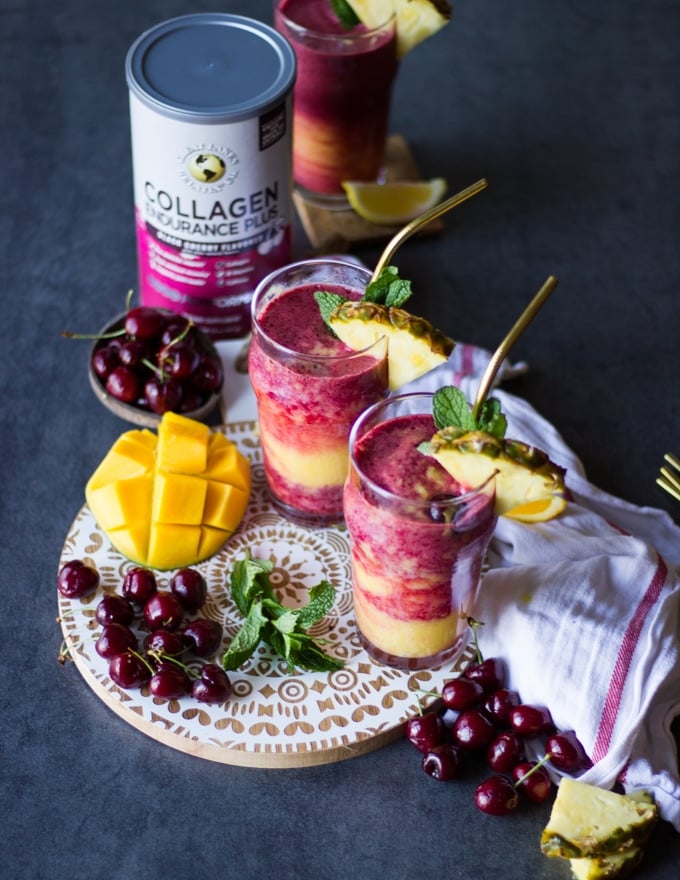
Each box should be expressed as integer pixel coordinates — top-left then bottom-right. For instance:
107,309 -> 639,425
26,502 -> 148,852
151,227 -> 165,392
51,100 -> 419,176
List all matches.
77,305 -> 224,428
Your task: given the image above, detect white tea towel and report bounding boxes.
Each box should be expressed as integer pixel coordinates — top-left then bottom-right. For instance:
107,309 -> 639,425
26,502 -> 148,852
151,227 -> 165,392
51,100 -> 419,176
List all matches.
409,345 -> 680,831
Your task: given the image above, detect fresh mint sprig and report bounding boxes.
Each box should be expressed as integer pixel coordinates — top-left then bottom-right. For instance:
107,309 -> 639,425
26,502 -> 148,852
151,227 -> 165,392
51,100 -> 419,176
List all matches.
222,553 -> 344,674
314,264 -> 413,333
418,386 -> 507,455
432,386 -> 507,438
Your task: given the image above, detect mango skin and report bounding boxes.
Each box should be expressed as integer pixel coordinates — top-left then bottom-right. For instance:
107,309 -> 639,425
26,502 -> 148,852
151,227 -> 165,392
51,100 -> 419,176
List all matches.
86,413 -> 250,570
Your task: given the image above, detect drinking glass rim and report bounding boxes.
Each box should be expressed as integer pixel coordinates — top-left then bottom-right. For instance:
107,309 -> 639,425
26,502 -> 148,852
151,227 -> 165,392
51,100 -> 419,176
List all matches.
274,2 -> 396,43
251,257 -> 388,364
348,391 -> 497,508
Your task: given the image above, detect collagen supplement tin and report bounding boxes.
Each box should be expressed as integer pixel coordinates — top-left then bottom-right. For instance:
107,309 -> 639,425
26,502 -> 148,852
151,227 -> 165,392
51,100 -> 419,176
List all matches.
126,14 -> 296,339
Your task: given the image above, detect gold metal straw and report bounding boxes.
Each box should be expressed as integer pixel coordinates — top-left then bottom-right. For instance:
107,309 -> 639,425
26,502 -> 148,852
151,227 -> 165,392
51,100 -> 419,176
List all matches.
657,453 -> 680,502
371,178 -> 488,282
472,275 -> 559,420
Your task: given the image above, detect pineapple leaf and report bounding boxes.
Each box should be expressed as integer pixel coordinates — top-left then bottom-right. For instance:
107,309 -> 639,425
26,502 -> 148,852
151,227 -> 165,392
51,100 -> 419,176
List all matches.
432,386 -> 507,438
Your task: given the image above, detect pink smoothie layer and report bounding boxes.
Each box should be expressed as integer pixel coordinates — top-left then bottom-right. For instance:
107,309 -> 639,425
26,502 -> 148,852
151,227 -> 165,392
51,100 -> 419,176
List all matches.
275,0 -> 398,195
249,284 -> 387,522
344,414 -> 497,667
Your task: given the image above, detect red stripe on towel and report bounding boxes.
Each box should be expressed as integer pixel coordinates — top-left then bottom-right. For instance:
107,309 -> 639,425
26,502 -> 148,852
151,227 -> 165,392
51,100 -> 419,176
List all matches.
592,555 -> 668,762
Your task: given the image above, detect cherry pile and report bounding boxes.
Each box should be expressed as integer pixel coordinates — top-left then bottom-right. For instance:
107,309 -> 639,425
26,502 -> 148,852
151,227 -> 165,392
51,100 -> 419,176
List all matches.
406,653 -> 592,815
58,560 -> 231,704
66,305 -> 223,415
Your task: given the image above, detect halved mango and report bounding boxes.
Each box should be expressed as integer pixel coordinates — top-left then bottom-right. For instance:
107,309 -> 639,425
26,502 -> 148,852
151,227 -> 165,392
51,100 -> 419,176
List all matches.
85,413 -> 251,570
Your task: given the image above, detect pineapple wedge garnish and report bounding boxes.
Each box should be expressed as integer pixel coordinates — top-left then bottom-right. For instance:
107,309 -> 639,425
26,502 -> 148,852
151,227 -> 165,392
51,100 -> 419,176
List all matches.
428,428 -> 567,521
328,299 -> 454,390
346,0 -> 452,57
540,778 -> 658,861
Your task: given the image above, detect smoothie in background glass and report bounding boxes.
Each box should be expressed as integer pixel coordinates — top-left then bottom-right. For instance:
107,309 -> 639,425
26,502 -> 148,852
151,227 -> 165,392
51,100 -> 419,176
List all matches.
249,259 -> 388,526
274,0 -> 398,202
344,393 -> 497,670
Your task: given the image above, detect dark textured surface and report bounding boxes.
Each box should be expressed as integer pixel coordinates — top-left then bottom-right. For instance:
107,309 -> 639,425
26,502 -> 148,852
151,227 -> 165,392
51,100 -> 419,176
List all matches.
1,1 -> 678,878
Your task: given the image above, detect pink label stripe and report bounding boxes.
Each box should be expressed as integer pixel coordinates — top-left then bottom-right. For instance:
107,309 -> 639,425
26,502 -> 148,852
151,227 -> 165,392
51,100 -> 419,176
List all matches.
592,555 -> 668,762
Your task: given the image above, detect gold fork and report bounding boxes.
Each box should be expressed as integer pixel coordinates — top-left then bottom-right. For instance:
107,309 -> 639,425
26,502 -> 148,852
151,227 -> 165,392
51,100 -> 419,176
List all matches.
657,453 -> 680,503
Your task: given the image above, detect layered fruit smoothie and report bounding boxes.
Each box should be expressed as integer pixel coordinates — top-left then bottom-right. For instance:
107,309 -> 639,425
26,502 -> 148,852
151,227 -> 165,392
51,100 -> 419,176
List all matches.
274,0 -> 398,200
249,260 -> 388,525
344,394 -> 497,669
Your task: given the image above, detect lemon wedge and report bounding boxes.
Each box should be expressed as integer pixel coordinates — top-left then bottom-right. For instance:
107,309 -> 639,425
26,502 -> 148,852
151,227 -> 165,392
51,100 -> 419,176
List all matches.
341,178 -> 447,225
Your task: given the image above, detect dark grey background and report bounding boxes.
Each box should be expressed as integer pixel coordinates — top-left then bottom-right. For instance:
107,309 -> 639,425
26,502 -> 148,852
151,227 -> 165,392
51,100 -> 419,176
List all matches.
1,1 -> 678,878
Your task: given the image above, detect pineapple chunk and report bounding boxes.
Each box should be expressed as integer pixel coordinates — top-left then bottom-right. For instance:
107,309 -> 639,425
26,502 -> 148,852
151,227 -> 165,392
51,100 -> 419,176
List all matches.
540,778 -> 658,860
328,299 -> 453,390
569,847 -> 643,880
429,428 -> 567,521
346,0 -> 452,57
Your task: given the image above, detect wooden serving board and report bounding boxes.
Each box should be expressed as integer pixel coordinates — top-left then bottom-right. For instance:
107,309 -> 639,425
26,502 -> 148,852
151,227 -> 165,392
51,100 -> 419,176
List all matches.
293,134 -> 445,253
58,419 -> 474,768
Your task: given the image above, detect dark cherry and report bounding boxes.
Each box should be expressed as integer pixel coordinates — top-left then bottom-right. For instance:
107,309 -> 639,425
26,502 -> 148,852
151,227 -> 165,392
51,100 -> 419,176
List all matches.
464,656 -> 506,693
122,567 -> 157,605
57,559 -> 100,599
546,730 -> 592,773
192,664 -> 232,704
179,386 -> 207,413
144,628 -> 185,658
95,594 -> 135,627
182,618 -> 223,657
405,711 -> 447,753
105,365 -> 140,403
475,776 -> 520,815
509,704 -> 554,737
95,623 -> 138,659
170,568 -> 207,612
144,375 -> 183,414
428,494 -> 458,523
160,317 -> 195,348
143,591 -> 184,632
421,743 -> 464,781
190,355 -> 223,393
118,339 -> 150,369
124,306 -> 165,340
483,688 -> 521,727
452,709 -> 496,751
512,761 -> 553,803
91,345 -> 119,380
149,664 -> 191,700
441,676 -> 485,711
163,342 -> 200,379
486,731 -> 526,774
109,651 -> 150,689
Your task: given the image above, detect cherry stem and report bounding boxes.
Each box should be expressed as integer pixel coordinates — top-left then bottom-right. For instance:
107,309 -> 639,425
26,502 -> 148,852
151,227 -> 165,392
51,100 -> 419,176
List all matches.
61,327 -> 126,341
512,752 -> 554,789
145,649 -> 201,680
466,616 -> 485,664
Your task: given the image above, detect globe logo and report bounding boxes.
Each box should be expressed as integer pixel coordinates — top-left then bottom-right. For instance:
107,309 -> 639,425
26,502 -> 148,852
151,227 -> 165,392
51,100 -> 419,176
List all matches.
188,152 -> 226,183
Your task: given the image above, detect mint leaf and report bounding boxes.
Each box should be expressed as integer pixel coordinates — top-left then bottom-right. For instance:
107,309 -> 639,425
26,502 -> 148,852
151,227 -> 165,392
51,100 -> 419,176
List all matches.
476,398 -> 507,438
363,266 -> 413,308
314,290 -> 346,332
222,599 -> 268,670
296,580 -> 336,629
433,386 -> 477,432
330,0 -> 360,29
230,554 -> 274,616
293,638 -> 345,673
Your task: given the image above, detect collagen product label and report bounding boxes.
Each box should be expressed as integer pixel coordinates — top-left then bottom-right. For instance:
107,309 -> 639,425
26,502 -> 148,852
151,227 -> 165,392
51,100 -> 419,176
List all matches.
129,94 -> 293,339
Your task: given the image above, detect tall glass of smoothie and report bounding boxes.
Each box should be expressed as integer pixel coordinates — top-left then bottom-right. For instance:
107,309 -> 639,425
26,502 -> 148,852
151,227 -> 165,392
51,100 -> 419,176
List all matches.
344,393 -> 497,670
274,0 -> 398,204
249,259 -> 388,526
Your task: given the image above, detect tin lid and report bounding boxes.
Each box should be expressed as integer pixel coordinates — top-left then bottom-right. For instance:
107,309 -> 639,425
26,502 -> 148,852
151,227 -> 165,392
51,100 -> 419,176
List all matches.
126,13 -> 296,123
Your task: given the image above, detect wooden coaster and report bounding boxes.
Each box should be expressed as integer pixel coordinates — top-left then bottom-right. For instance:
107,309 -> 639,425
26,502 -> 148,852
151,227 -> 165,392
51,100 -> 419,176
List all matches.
293,134 -> 444,253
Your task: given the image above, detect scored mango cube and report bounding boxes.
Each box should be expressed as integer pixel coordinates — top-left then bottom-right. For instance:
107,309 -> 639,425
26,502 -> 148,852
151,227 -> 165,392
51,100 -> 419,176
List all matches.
85,412 -> 251,569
